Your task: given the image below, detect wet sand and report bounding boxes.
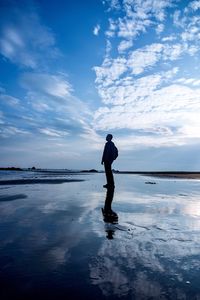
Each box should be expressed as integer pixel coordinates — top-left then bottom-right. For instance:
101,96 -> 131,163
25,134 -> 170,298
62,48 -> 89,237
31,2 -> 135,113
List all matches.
144,172 -> 200,179
1,172 -> 200,299
0,178 -> 84,185
117,171 -> 200,179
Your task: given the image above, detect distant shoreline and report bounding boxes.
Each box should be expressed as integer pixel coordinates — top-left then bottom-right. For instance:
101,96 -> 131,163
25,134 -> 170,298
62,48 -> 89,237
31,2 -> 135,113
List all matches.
0,167 -> 23,171
1,168 -> 200,179
116,171 -> 200,179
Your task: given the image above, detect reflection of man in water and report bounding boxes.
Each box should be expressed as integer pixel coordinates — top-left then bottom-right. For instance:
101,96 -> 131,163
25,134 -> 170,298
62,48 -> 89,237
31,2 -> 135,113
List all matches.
101,134 -> 118,188
102,186 -> 118,239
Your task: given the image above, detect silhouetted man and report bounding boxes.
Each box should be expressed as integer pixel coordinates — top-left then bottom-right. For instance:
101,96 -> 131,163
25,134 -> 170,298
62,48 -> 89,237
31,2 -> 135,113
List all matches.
101,134 -> 118,188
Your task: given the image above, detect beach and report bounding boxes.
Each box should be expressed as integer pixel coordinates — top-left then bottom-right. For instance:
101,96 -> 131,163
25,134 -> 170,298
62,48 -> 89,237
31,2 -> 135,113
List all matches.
116,171 -> 200,179
1,170 -> 200,299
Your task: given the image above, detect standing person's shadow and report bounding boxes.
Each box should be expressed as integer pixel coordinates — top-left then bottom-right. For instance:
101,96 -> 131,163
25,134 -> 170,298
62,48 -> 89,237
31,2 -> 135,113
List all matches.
102,186 -> 118,239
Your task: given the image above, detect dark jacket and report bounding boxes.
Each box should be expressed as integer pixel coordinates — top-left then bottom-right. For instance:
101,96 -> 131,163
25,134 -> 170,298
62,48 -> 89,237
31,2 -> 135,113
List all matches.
102,141 -> 117,164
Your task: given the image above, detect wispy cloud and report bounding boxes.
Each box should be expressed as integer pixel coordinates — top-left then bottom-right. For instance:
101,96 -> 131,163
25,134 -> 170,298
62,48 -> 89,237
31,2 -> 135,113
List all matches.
0,111 -> 5,124
94,57 -> 128,86
0,74 -> 93,146
94,68 -> 178,105
38,128 -> 69,137
104,0 -> 173,48
93,0 -> 200,150
17,72 -> 94,139
189,0 -> 200,11
173,3 -> 200,49
93,24 -> 101,36
128,43 -> 164,75
93,77 -> 200,147
0,3 -> 59,69
20,73 -> 72,98
118,40 -> 133,53
176,77 -> 200,86
0,1 -> 101,156
0,125 -> 30,138
1,0 -> 200,169
0,92 -> 21,106
104,0 -> 121,11
105,19 -> 117,37
156,24 -> 165,34
94,41 -> 184,88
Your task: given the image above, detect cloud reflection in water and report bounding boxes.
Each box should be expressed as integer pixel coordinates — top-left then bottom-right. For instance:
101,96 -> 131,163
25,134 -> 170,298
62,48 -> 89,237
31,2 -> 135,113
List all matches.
89,177 -> 200,299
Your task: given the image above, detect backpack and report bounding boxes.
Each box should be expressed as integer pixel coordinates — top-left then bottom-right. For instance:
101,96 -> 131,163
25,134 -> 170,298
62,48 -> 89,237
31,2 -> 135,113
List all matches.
113,146 -> 118,160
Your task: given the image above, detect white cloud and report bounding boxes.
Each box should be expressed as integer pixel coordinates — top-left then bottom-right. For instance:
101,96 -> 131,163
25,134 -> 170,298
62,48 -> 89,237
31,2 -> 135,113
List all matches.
104,0 -> 121,10
192,80 -> 200,86
0,111 -> 4,124
93,24 -> 101,36
0,93 -> 20,106
162,36 -> 176,42
95,67 -> 179,106
186,44 -> 199,56
93,0 -> 200,152
94,83 -> 200,132
79,125 -> 103,149
118,17 -> 152,39
181,24 -> 200,42
93,61 -> 200,147
128,43 -> 164,74
38,128 -> 69,137
189,0 -> 200,11
95,73 -> 163,105
114,134 -> 187,150
105,1 -> 157,40
107,0 -> 174,41
32,102 -> 52,112
173,10 -> 185,27
0,126 -> 30,138
118,40 -> 133,52
156,24 -> 164,34
94,42 -> 183,85
163,43 -> 183,60
17,71 -> 95,145
0,7 -> 58,68
94,57 -> 128,86
128,43 -> 185,75
20,73 -> 72,98
105,40 -> 112,57
105,19 -> 117,37
173,4 -> 200,47
0,26 -> 37,68
176,77 -> 200,86
178,125 -> 200,138
123,0 -> 173,21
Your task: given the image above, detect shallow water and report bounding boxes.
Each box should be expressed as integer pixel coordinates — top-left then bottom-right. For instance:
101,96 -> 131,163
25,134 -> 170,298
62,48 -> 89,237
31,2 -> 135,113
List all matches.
1,171 -> 200,299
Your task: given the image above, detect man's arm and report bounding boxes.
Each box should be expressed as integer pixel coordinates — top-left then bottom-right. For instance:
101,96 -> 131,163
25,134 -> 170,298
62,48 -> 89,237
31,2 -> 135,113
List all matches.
101,144 -> 106,165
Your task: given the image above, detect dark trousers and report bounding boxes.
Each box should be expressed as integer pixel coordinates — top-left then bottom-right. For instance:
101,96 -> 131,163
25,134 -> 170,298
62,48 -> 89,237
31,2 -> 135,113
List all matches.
104,161 -> 114,186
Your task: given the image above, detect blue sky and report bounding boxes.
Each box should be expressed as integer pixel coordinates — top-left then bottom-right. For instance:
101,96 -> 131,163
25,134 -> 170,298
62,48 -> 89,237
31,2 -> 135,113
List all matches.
0,0 -> 200,170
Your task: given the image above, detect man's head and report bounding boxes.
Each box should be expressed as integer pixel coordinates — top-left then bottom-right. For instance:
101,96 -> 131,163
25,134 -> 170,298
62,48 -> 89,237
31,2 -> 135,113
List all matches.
106,134 -> 113,141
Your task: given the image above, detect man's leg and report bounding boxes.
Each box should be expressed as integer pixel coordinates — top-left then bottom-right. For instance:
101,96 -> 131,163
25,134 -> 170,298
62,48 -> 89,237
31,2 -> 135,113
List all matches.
104,162 -> 114,186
